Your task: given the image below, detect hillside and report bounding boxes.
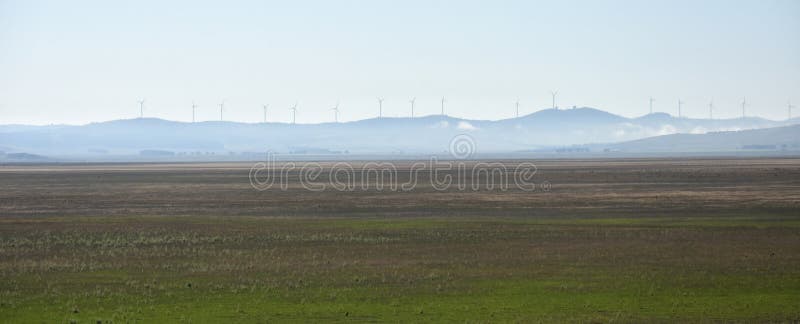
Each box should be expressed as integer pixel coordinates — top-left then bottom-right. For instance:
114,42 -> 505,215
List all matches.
603,124 -> 800,152
0,107 -> 797,158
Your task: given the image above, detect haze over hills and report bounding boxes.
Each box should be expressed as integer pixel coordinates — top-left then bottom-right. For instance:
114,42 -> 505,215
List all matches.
600,124 -> 800,153
1,107 -> 798,160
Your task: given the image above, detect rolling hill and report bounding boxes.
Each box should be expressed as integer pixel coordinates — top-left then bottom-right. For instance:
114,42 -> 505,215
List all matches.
1,108 -> 798,158
601,124 -> 800,153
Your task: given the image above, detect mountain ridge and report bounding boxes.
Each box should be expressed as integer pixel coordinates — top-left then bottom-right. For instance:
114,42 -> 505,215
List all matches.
1,107 -> 798,157
3,107 -> 793,128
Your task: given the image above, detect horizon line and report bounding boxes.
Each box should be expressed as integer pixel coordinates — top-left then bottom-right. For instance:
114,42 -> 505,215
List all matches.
2,107 -> 796,127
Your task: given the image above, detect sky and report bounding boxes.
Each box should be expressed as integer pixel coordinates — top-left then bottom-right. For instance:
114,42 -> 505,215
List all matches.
1,0 -> 799,125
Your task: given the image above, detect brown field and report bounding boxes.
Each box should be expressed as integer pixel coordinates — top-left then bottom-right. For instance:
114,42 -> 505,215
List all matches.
2,158 -> 798,218
1,158 -> 799,322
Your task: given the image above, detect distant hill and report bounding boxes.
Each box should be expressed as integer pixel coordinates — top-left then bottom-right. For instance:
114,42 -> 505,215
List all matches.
601,124 -> 800,152
3,152 -> 48,161
0,107 -> 797,157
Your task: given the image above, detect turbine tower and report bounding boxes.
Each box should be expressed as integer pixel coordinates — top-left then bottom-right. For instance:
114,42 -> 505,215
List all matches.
138,99 -> 145,118
741,97 -> 747,118
218,100 -> 225,121
441,97 -> 446,115
262,104 -> 269,123
677,99 -> 684,118
409,97 -> 416,118
377,97 -> 384,118
515,98 -> 520,118
290,102 -> 298,124
331,101 -> 340,123
550,91 -> 558,110
649,97 -> 655,114
708,100 -> 714,120
192,101 -> 197,123
789,101 -> 795,120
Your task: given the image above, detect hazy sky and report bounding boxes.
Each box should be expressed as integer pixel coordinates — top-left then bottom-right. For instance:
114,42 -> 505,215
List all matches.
1,0 -> 799,124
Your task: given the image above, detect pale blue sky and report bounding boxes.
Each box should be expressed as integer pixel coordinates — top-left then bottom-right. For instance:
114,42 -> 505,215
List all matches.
1,0 -> 798,124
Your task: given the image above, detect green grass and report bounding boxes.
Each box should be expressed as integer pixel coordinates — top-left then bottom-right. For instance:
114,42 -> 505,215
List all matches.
3,158 -> 800,322
3,270 -> 799,322
2,216 -> 799,322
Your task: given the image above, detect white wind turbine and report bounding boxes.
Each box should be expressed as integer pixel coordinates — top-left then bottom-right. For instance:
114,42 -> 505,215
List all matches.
262,104 -> 269,123
290,102 -> 298,124
515,98 -> 520,118
741,97 -> 747,118
708,100 -> 714,120
789,101 -> 795,120
138,99 -> 145,118
377,97 -> 384,118
440,97 -> 446,116
331,101 -> 340,123
677,99 -> 684,118
649,97 -> 655,115
218,100 -> 226,121
409,97 -> 416,118
549,90 -> 558,109
192,101 -> 197,123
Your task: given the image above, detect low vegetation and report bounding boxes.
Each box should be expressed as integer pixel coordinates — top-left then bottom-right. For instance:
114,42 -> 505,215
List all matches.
1,158 -> 798,322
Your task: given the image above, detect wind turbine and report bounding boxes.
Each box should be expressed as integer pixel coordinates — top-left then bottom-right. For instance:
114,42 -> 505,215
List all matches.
440,97 -> 446,115
677,99 -> 684,118
649,97 -> 655,115
290,102 -> 298,124
550,90 -> 558,109
377,97 -> 384,118
262,104 -> 269,123
331,101 -> 340,123
788,101 -> 795,120
515,98 -> 520,118
741,97 -> 747,118
138,99 -> 145,118
192,101 -> 197,123
409,97 -> 416,118
218,100 -> 226,121
708,100 -> 714,120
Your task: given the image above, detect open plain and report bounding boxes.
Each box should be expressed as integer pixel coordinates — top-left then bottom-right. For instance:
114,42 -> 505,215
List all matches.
1,158 -> 799,322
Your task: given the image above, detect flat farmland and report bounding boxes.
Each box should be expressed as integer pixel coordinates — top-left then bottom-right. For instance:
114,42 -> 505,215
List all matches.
1,158 -> 799,322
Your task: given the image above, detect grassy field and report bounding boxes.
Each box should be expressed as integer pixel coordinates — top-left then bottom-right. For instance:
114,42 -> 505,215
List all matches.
1,158 -> 799,322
